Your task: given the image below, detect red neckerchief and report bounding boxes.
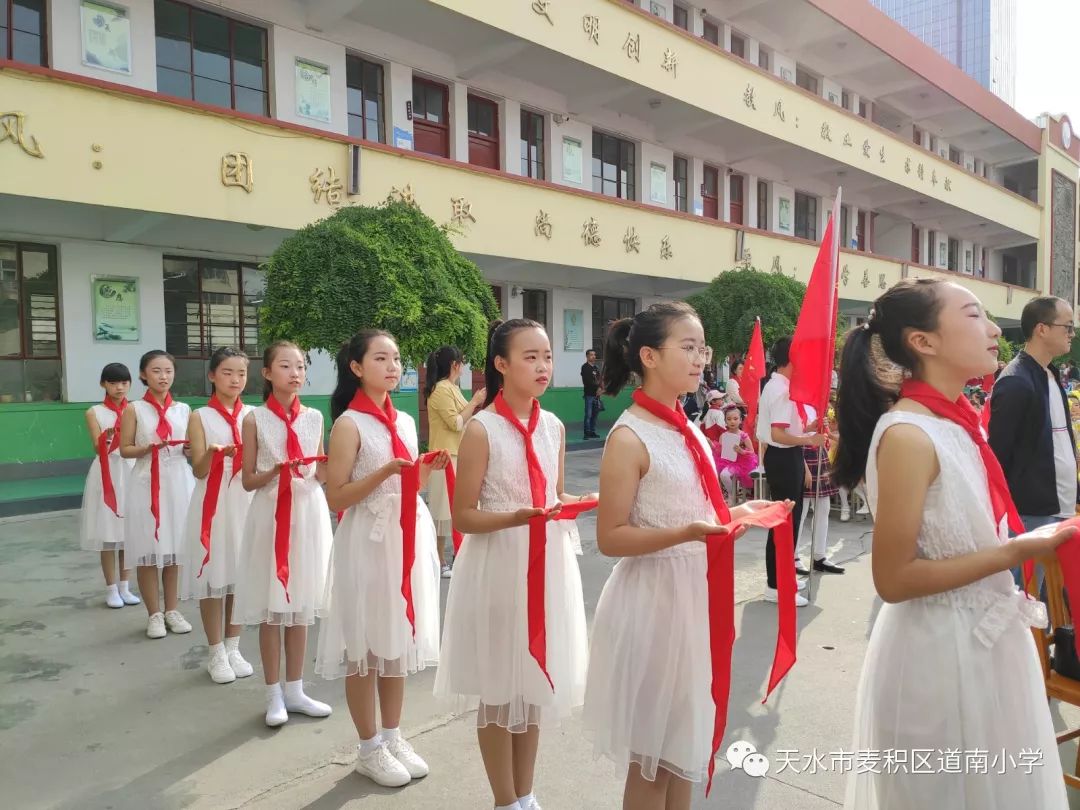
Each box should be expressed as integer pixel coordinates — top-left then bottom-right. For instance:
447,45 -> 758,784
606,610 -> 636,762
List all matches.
266,395 -> 323,601
197,395 -> 245,579
142,392 -> 185,540
492,391 -> 554,691
348,389 -> 421,635
97,397 -> 127,516
631,388 -> 797,796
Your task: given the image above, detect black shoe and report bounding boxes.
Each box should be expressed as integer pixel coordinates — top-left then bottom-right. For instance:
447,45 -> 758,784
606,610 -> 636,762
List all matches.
794,562 -> 811,576
813,558 -> 846,574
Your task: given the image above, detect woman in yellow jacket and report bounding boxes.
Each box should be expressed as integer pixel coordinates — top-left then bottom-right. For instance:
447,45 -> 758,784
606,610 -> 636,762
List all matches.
424,346 -> 486,577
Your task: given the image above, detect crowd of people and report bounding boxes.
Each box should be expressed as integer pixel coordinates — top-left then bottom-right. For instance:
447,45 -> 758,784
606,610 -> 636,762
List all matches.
74,283 -> 1080,809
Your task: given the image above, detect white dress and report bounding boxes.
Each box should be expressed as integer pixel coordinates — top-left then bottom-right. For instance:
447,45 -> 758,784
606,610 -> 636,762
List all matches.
124,400 -> 196,568
434,409 -> 588,731
316,410 -> 440,679
234,405 -> 332,627
582,411 -> 715,782
79,404 -> 134,552
180,404 -> 254,601
845,411 -> 1066,810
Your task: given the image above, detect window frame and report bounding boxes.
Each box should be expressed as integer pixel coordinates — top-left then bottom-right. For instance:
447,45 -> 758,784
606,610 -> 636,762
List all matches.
757,180 -> 768,230
757,46 -> 770,71
3,0 -> 48,66
0,240 -> 59,360
345,53 -> 385,143
673,3 -> 689,30
522,288 -> 549,333
702,19 -> 719,45
795,67 -> 819,95
592,130 -> 636,202
520,108 -> 546,180
673,155 -> 688,213
154,0 -> 269,117
794,192 -> 818,241
591,295 -> 636,358
729,31 -> 746,59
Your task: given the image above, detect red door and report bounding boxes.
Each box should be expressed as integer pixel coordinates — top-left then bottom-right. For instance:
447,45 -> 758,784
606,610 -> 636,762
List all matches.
413,77 -> 449,158
857,211 -> 866,251
702,166 -> 720,220
729,174 -> 744,224
467,94 -> 500,170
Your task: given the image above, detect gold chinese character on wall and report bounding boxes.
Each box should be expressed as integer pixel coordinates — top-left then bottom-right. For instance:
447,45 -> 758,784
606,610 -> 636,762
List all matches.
450,197 -> 476,226
534,210 -> 553,240
660,235 -> 673,260
0,112 -> 44,158
582,15 -> 600,44
221,152 -> 254,193
388,184 -> 417,206
661,48 -> 678,77
531,0 -> 553,25
310,167 -> 343,206
623,227 -> 640,254
772,100 -> 784,121
623,33 -> 641,62
581,217 -> 601,247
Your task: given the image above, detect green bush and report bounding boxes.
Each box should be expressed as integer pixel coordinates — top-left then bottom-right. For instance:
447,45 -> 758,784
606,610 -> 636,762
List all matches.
260,201 -> 499,365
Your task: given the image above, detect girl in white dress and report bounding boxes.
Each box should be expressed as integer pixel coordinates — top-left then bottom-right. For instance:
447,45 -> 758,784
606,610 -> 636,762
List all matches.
435,319 -> 591,810
583,302 -> 776,810
120,351 -> 196,640
236,341 -> 333,728
832,279 -> 1075,810
181,347 -> 255,684
79,362 -> 139,609
318,330 -> 446,788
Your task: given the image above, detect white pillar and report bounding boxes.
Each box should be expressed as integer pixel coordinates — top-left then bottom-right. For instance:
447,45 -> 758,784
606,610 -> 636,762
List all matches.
385,61 -> 413,148
501,98 -> 521,175
746,173 -> 760,228
450,81 -> 469,163
691,156 -> 705,215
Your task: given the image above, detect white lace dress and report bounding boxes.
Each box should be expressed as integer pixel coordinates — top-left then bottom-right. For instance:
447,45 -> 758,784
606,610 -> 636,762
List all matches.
124,400 -> 196,568
180,405 -> 255,601
234,405 -> 333,627
316,409 -> 441,680
79,404 -> 134,552
582,411 -> 716,783
845,411 -> 1066,810
434,408 -> 588,731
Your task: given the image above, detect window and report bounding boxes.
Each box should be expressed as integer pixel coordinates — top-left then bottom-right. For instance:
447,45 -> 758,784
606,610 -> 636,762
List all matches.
794,192 -> 818,241
674,156 -> 688,213
154,0 -> 269,116
702,20 -> 719,45
948,238 -> 959,272
411,77 -> 450,158
912,125 -> 923,146
520,109 -> 545,180
2,0 -> 47,65
858,100 -> 868,119
673,3 -> 689,30
0,242 -> 60,402
927,230 -> 937,266
467,94 -> 500,170
758,47 -> 770,71
592,295 -> 635,358
522,289 -> 548,332
730,32 -> 745,59
841,90 -> 851,111
162,257 -> 266,396
592,131 -> 635,201
795,67 -> 818,95
346,55 -> 385,143
840,206 -> 849,248
949,146 -> 962,165
757,180 -> 768,230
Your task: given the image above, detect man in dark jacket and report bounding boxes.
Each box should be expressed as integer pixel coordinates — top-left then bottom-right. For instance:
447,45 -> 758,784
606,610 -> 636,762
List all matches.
581,349 -> 601,439
988,296 -> 1078,538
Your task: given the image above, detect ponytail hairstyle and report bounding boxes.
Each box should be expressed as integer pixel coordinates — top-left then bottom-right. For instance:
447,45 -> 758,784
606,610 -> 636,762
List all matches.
483,319 -> 545,409
138,350 -> 175,386
100,362 -> 132,384
330,329 -> 395,420
424,345 -> 464,398
601,301 -> 700,396
208,345 -> 248,372
833,278 -> 946,489
261,340 -> 302,402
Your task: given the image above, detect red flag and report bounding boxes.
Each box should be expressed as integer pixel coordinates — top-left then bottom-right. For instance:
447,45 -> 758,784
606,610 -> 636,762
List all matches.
739,318 -> 766,448
789,192 -> 842,422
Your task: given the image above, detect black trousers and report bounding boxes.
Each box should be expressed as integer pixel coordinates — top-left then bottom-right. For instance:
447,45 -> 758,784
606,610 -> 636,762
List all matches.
763,444 -> 806,589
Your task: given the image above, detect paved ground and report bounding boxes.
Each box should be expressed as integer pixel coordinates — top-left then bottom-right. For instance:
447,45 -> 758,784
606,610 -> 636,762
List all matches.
3,448 -> 1080,809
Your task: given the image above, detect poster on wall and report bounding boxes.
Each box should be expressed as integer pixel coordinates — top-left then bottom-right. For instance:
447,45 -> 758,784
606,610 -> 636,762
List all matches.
778,198 -> 792,232
393,126 -> 414,150
91,276 -> 140,342
650,164 -> 668,204
81,1 -> 132,75
562,137 -> 583,184
397,366 -> 419,393
295,59 -> 332,123
563,309 -> 584,352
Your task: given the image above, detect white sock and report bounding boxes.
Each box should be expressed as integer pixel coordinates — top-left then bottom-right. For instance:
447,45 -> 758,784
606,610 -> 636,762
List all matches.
359,733 -> 382,754
517,793 -> 535,807
495,803 -> 521,810
223,636 -> 240,652
118,580 -> 132,594
267,682 -> 283,701
284,679 -> 305,701
381,726 -> 401,742
208,642 -> 225,656
106,584 -> 119,596
105,584 -> 123,608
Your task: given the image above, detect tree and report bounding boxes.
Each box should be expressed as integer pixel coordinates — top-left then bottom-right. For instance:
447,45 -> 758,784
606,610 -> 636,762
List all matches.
260,201 -> 499,365
688,268 -> 812,359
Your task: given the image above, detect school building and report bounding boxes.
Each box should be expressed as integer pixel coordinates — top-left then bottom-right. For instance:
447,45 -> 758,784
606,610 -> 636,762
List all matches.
1,0 -> 1077,513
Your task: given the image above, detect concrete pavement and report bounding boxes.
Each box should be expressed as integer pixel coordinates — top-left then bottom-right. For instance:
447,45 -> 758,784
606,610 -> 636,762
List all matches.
2,448 -> 1078,809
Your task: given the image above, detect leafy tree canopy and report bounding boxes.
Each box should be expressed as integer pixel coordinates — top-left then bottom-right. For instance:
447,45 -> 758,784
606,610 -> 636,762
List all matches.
260,201 -> 499,365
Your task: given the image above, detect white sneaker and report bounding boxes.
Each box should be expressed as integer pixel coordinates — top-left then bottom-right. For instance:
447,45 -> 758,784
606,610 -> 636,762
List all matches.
265,694 -> 288,727
440,564 -> 452,579
227,647 -> 254,678
856,503 -> 870,515
208,648 -> 236,684
797,577 -> 807,591
520,798 -> 543,810
763,587 -> 809,607
284,690 -> 332,718
355,742 -> 412,787
105,587 -> 124,609
164,610 -> 192,634
386,735 -> 429,778
840,507 -> 851,522
146,612 -> 167,639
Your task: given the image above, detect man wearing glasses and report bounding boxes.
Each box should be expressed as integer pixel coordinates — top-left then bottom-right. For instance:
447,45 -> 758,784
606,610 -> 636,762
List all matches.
988,297 -> 1078,551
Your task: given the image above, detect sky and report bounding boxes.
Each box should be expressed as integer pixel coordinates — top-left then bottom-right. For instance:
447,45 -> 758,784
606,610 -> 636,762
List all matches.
1015,0 -> 1080,121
